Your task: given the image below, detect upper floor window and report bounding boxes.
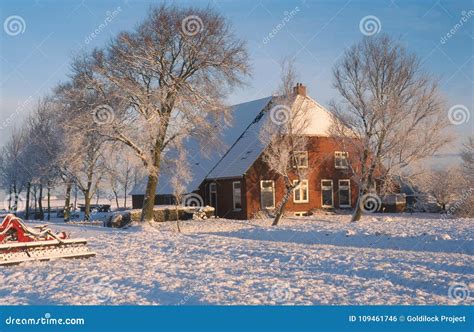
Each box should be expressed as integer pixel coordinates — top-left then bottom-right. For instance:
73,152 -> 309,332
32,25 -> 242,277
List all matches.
293,151 -> 308,168
335,151 -> 349,169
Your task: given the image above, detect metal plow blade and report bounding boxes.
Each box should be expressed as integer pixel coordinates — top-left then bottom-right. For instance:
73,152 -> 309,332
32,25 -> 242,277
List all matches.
0,239 -> 96,266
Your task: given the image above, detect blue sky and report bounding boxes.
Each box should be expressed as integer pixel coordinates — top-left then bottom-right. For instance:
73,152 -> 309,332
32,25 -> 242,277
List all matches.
0,0 -> 472,154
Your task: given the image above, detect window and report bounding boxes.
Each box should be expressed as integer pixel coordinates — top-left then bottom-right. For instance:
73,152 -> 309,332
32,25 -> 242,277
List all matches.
294,212 -> 307,217
209,183 -> 217,209
293,151 -> 308,168
232,181 -> 242,210
338,179 -> 351,207
335,151 -> 349,169
293,180 -> 309,203
321,180 -> 334,208
260,180 -> 275,209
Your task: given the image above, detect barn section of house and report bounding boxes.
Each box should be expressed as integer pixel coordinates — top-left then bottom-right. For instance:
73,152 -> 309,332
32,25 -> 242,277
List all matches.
130,84 -> 359,219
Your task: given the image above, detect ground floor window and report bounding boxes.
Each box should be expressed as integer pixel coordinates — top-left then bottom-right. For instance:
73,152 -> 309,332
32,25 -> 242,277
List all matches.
338,179 -> 351,207
260,180 -> 275,209
321,180 -> 334,208
209,182 -> 217,209
233,181 -> 242,210
293,180 -> 309,203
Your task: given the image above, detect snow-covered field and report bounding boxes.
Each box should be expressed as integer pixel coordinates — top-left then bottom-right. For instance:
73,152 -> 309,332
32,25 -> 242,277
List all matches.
1,213 -> 473,305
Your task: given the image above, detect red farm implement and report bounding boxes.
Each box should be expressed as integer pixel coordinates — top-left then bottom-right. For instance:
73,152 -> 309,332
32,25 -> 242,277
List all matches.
0,214 -> 95,266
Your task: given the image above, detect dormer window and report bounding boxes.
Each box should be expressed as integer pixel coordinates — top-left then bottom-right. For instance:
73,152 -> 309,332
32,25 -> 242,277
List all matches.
335,151 -> 349,169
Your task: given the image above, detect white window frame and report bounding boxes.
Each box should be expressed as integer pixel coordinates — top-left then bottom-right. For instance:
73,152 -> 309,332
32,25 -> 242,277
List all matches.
334,151 -> 349,169
260,180 -> 275,209
232,181 -> 242,211
293,151 -> 308,169
338,179 -> 351,208
293,180 -> 309,203
321,179 -> 334,208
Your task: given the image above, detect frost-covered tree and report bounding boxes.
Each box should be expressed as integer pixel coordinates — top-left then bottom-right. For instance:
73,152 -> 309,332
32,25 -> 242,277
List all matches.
76,4 -> 250,222
413,167 -> 463,212
259,60 -> 310,226
330,35 -> 452,221
0,127 -> 29,214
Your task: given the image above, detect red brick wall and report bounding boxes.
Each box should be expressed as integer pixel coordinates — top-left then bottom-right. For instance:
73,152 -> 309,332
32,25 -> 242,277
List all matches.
199,178 -> 247,219
244,136 -> 360,218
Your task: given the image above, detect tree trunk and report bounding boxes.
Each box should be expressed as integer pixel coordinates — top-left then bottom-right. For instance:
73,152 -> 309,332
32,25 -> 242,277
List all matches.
272,186 -> 294,226
33,185 -> 37,217
141,173 -> 158,222
74,183 -> 78,210
175,200 -> 181,233
64,182 -> 72,221
38,184 -> 44,221
124,182 -> 128,209
47,185 -> 51,221
25,182 -> 30,220
351,193 -> 364,222
84,191 -> 91,222
8,184 -> 12,211
13,184 -> 18,215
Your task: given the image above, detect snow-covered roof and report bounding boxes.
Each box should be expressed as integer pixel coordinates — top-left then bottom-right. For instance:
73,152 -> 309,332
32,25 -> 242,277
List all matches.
205,95 -> 335,180
130,93 -> 336,195
129,96 -> 273,195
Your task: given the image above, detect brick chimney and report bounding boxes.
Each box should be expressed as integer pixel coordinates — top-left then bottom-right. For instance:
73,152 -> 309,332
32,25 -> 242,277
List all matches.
293,83 -> 306,97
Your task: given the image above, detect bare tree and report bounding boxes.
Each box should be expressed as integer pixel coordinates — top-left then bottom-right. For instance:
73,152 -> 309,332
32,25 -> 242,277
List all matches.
259,60 -> 309,226
0,127 -> 29,215
169,148 -> 192,233
413,166 -> 463,212
330,35 -> 452,221
75,4 -> 250,222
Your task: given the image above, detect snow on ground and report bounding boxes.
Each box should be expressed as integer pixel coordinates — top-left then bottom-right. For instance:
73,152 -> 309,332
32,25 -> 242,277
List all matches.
0,213 -> 473,305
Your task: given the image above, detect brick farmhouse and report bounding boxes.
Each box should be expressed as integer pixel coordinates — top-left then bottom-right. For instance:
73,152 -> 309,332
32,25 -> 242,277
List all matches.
131,84 -> 363,219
